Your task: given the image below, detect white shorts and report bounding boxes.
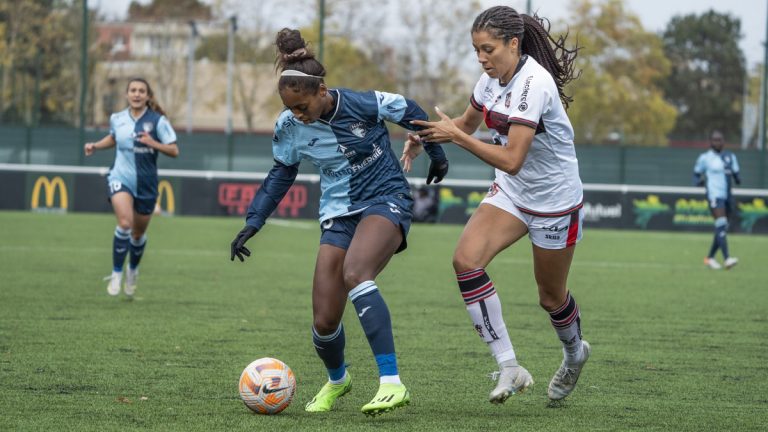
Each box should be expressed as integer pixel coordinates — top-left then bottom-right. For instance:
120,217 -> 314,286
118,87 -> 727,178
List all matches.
481,183 -> 584,250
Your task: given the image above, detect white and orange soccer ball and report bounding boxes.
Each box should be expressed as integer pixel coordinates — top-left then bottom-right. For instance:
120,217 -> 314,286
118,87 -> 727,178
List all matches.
238,357 -> 296,415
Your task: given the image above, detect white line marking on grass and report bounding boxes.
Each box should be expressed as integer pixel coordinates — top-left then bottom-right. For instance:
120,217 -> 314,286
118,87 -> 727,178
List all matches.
493,257 -> 701,270
266,219 -> 316,229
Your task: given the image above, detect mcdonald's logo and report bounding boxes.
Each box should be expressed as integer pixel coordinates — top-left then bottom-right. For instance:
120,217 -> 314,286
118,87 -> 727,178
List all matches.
156,180 -> 175,214
31,176 -> 68,211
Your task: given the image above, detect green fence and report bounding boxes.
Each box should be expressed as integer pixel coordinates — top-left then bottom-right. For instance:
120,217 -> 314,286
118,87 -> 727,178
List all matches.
1,125 -> 766,188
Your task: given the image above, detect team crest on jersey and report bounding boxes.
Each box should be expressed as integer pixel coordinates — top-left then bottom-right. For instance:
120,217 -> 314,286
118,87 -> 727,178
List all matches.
349,121 -> 367,138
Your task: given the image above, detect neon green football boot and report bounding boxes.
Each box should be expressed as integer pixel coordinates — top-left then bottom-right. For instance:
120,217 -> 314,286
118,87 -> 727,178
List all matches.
304,373 -> 352,412
360,383 -> 410,416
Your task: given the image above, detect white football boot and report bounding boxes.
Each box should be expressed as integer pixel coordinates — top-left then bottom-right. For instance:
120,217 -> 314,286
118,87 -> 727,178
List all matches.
704,257 -> 722,270
723,257 -> 739,270
488,362 -> 534,404
548,340 -> 591,401
106,271 -> 122,296
124,267 -> 138,298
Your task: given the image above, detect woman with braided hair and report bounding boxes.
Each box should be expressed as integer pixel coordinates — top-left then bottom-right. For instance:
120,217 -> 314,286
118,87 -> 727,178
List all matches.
230,28 -> 448,416
409,6 -> 589,404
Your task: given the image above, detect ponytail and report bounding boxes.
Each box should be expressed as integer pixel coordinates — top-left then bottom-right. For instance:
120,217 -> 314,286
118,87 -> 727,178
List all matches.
520,15 -> 579,109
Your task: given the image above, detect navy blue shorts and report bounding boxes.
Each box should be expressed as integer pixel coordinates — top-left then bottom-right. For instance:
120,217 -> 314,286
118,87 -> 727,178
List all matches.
320,202 -> 413,253
107,181 -> 156,215
708,197 -> 733,215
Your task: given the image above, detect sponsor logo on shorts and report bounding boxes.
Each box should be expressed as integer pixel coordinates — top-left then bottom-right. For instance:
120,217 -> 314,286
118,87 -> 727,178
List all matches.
487,182 -> 499,197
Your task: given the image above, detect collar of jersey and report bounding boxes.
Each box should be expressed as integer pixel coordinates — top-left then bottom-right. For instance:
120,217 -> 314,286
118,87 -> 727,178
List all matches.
318,89 -> 341,124
499,54 -> 529,87
128,107 -> 149,122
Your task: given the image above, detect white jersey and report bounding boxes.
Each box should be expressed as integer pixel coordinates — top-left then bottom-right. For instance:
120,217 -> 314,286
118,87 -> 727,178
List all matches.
470,55 -> 583,216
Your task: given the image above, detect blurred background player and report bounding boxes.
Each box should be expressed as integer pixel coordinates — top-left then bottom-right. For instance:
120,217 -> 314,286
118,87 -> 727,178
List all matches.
230,28 -> 448,416
409,6 -> 589,404
694,130 -> 740,270
84,78 -> 179,297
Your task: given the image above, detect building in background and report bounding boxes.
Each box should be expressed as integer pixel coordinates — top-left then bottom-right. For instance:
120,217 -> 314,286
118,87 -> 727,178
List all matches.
93,20 -> 278,132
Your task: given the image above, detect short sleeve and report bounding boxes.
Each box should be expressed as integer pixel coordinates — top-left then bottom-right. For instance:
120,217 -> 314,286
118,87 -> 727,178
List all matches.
507,74 -> 550,130
156,116 -> 177,144
693,154 -> 706,174
469,75 -> 488,112
731,154 -> 740,173
109,114 -> 117,138
272,113 -> 301,166
374,91 -> 407,123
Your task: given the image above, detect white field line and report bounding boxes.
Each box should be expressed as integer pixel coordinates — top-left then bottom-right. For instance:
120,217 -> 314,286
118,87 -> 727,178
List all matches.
0,244 -> 701,270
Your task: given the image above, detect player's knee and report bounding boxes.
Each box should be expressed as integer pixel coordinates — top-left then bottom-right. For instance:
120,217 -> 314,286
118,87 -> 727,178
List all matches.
714,216 -> 728,228
342,268 -> 370,290
538,290 -> 565,312
117,220 -> 132,231
452,250 -> 480,273
313,317 -> 341,336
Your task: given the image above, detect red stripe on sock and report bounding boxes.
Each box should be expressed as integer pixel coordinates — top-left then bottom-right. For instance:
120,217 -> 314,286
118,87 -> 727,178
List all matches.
456,268 -> 485,281
465,291 -> 497,305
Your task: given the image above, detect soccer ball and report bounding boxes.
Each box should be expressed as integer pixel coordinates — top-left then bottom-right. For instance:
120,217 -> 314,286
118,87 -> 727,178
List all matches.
238,357 -> 296,415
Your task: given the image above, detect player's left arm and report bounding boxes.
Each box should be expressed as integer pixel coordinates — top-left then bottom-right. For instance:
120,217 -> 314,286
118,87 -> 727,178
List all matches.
138,116 -> 179,158
375,91 -> 449,184
730,153 -> 741,185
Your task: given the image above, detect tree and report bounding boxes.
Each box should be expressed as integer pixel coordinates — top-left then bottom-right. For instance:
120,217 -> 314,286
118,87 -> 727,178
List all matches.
661,10 -> 746,141
128,0 -> 212,21
318,0 -> 481,117
0,0 -> 98,125
563,0 -> 677,146
742,64 -> 762,148
195,33 -> 274,131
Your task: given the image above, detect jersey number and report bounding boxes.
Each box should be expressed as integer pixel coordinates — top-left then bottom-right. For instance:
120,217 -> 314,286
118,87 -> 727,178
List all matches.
110,180 -> 123,193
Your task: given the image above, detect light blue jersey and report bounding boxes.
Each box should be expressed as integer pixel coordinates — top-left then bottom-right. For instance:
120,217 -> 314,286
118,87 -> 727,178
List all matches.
693,149 -> 740,202
108,108 -> 177,200
246,88 -> 446,229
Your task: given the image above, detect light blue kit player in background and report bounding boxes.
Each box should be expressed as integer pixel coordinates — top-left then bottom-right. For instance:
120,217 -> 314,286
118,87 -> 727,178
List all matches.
693,130 -> 740,270
84,78 -> 179,297
230,29 -> 448,417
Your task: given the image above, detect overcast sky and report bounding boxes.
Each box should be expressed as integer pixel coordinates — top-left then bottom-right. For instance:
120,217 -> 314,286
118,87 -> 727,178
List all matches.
93,0 -> 767,68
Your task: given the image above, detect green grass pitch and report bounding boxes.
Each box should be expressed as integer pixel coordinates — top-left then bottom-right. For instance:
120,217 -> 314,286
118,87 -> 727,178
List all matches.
1,211 -> 766,431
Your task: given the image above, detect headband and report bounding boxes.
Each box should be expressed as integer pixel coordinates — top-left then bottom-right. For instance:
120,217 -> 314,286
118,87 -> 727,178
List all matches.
280,70 -> 324,79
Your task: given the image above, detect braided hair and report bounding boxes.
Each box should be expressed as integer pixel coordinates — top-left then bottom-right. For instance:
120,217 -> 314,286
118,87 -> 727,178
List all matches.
472,6 -> 579,108
275,28 -> 327,94
126,78 -> 165,116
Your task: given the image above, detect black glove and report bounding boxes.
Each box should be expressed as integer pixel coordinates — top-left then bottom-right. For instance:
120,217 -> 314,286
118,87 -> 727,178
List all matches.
230,225 -> 258,262
427,159 -> 449,184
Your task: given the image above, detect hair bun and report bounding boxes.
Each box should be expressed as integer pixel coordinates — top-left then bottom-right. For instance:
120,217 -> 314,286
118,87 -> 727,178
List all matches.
282,48 -> 309,62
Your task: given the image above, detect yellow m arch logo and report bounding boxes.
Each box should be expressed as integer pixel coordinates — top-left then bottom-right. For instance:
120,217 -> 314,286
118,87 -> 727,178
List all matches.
156,180 -> 175,214
31,176 -> 68,210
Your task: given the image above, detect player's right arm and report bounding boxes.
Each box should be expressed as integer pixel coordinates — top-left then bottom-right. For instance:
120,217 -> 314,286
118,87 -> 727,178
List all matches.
230,161 -> 299,262
692,154 -> 706,186
231,113 -> 301,262
452,103 -> 485,136
84,114 -> 118,156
